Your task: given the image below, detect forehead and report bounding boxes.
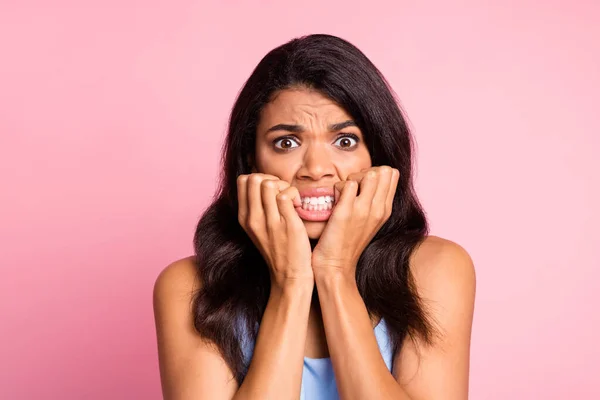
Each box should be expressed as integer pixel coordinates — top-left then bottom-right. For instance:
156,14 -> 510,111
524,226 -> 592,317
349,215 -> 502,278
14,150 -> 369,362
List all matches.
259,88 -> 352,124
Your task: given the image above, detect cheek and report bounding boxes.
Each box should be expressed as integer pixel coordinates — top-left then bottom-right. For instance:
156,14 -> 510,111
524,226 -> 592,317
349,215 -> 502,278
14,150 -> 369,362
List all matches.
336,152 -> 372,178
255,153 -> 297,182
359,147 -> 373,168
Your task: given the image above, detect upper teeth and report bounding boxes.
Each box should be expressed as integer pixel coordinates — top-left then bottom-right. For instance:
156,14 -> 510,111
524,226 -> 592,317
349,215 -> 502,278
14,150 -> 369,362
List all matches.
302,196 -> 333,205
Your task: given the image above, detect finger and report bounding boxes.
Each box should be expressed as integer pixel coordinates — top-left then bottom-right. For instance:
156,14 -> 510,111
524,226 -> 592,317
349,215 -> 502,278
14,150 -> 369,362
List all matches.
346,171 -> 366,196
372,167 -> 394,218
237,174 -> 249,223
385,168 -> 400,211
356,169 -> 378,209
333,179 -> 359,213
247,174 -> 278,229
261,179 -> 283,227
334,181 -> 344,206
334,172 -> 362,206
373,166 -> 393,201
276,186 -> 303,226
274,180 -> 299,207
261,179 -> 293,225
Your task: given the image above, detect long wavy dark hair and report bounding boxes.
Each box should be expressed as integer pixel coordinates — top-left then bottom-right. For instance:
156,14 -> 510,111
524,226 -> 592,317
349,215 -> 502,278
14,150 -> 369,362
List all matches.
192,34 -> 434,385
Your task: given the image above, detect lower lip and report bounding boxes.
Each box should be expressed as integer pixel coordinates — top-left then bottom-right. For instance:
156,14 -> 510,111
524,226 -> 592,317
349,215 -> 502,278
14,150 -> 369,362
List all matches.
295,206 -> 333,222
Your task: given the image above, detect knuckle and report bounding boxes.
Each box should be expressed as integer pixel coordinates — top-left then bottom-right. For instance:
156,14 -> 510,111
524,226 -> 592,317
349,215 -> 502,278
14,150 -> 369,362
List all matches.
371,204 -> 388,220
371,209 -> 385,220
248,174 -> 262,185
379,166 -> 393,175
247,218 -> 262,233
276,194 -> 289,202
237,175 -> 248,188
261,179 -> 276,189
265,219 -> 279,231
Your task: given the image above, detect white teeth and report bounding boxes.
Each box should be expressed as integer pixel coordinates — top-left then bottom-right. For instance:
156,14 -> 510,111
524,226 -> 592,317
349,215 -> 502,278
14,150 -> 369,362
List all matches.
301,195 -> 334,203
300,195 -> 334,211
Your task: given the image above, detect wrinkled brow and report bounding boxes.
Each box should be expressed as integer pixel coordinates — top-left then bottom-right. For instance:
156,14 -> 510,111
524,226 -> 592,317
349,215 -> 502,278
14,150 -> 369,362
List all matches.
266,120 -> 357,134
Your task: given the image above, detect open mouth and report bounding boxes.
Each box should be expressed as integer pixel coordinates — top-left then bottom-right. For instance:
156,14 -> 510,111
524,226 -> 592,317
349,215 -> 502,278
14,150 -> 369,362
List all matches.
299,195 -> 334,211
294,191 -> 336,222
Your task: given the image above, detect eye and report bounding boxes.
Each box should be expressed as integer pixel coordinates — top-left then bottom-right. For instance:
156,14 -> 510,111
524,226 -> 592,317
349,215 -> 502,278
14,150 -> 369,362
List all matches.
333,134 -> 359,150
273,136 -> 300,151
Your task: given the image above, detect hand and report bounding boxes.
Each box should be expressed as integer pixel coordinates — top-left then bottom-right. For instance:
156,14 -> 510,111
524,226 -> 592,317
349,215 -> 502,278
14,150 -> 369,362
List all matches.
311,166 -> 399,279
237,173 -> 314,289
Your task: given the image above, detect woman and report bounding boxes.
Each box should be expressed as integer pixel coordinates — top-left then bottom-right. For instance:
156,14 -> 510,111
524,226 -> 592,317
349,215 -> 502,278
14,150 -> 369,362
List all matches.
153,34 -> 476,400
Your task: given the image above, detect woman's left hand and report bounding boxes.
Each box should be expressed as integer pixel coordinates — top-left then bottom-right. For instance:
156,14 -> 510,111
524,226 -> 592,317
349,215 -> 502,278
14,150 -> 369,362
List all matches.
311,166 -> 399,280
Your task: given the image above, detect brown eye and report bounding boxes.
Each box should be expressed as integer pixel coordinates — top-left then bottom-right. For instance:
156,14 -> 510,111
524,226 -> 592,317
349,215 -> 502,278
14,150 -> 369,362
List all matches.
333,134 -> 359,149
273,137 -> 299,151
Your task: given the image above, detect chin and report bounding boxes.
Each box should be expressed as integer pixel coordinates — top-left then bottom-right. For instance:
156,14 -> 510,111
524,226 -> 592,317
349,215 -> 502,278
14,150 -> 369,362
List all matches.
304,221 -> 326,239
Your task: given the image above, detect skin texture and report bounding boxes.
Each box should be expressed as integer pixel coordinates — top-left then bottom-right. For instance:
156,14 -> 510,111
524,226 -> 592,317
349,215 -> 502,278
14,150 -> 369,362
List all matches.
153,88 -> 476,399
254,88 -> 373,238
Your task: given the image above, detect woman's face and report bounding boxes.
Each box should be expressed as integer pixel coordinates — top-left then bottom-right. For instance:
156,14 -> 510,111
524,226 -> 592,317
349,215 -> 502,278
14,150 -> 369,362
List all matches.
254,88 -> 372,239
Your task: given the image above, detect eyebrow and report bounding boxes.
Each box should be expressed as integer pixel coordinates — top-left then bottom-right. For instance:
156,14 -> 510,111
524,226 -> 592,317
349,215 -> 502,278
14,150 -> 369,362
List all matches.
265,120 -> 358,134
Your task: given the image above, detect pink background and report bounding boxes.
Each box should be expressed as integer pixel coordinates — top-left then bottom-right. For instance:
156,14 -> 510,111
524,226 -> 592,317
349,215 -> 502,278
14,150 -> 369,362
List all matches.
1,1 -> 598,399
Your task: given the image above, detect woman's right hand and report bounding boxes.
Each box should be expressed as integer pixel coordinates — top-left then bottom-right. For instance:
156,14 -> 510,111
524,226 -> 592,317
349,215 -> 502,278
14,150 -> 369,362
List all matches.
237,173 -> 314,289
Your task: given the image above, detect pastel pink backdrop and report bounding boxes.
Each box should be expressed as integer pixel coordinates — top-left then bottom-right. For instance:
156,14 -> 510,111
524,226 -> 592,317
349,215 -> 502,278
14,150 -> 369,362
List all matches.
1,1 -> 598,399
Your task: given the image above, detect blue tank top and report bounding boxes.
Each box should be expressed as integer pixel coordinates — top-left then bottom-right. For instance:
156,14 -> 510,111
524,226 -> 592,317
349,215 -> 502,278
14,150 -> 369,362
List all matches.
239,318 -> 394,400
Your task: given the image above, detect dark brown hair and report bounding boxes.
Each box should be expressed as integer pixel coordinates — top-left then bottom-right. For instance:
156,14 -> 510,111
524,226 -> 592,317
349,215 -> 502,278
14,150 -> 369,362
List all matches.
192,34 -> 433,384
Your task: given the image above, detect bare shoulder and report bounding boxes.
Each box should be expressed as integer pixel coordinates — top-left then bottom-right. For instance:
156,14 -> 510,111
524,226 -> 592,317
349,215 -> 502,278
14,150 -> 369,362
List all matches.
410,235 -> 475,283
392,241 -> 475,397
153,255 -> 201,304
408,236 -> 476,310
153,256 -> 237,399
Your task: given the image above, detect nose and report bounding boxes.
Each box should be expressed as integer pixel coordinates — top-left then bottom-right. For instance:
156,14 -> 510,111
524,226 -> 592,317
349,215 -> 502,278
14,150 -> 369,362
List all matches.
296,143 -> 335,181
